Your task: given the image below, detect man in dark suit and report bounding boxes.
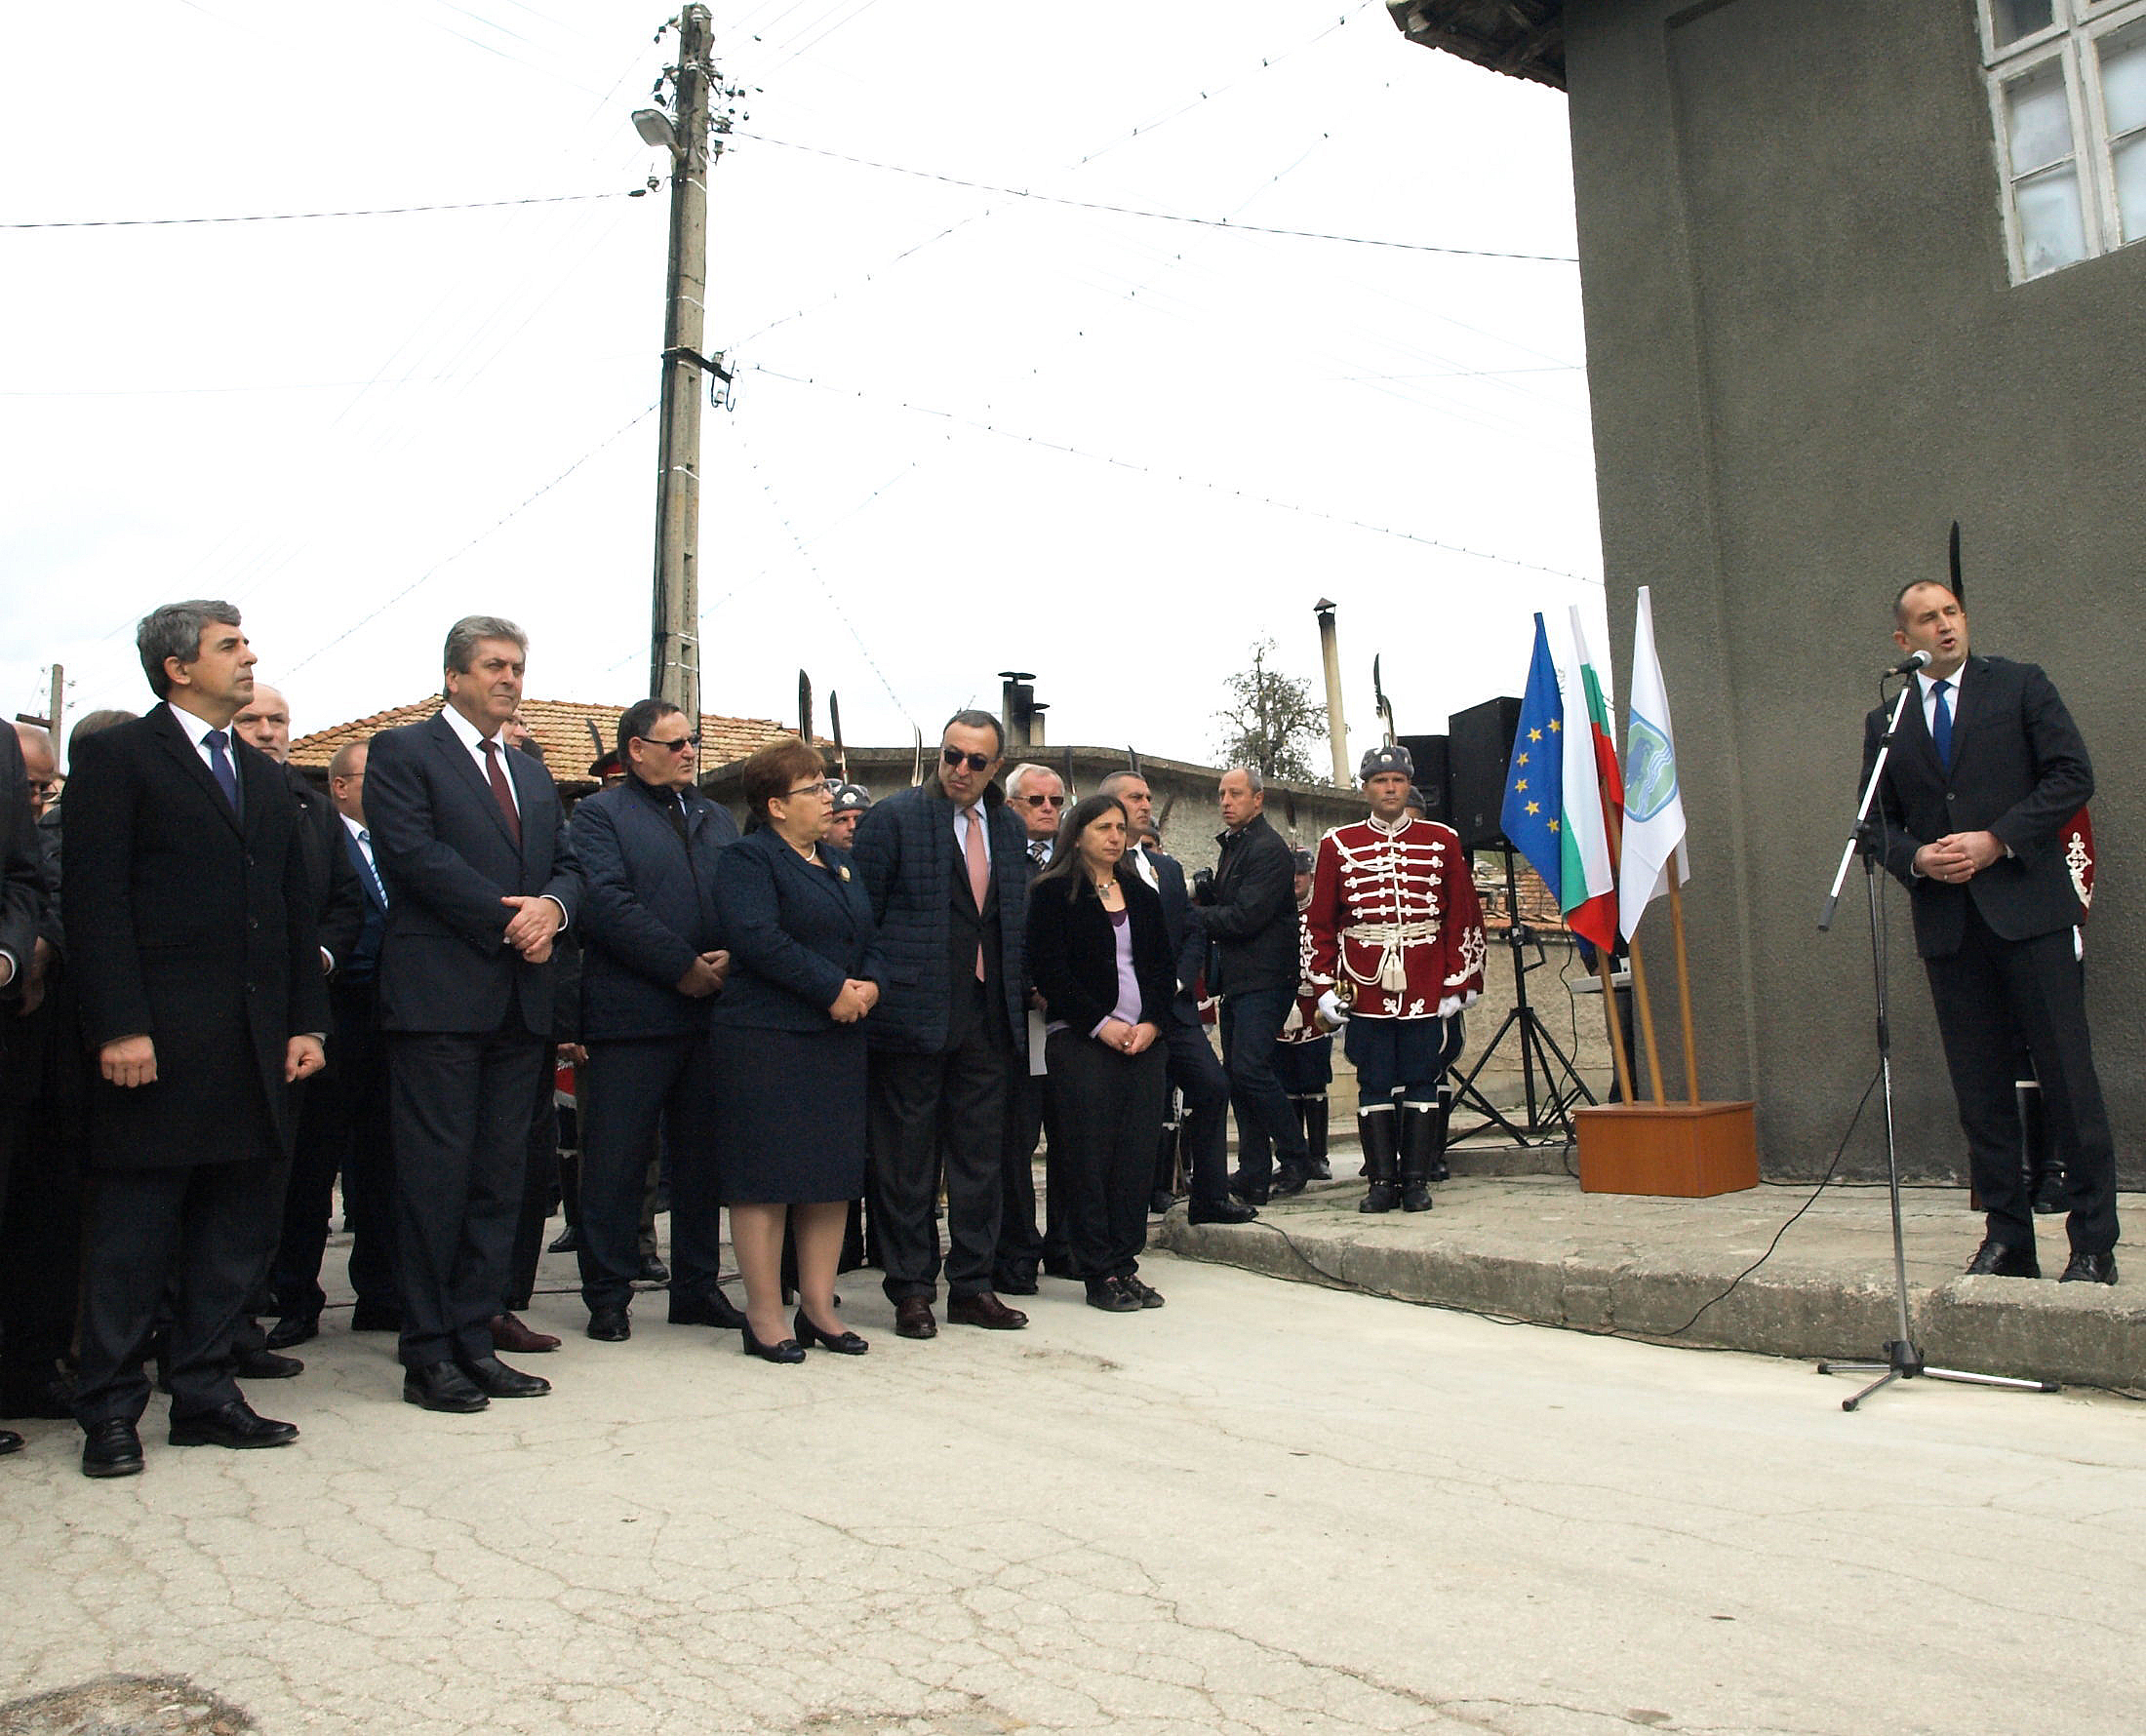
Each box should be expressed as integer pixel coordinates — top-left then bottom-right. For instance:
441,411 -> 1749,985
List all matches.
265,738 -> 402,1344
569,696 -> 742,1342
66,602 -> 328,1477
366,615 -> 580,1411
1867,579 -> 2118,1283
1104,770 -> 1255,1227
0,721 -> 46,1460
852,711 -> 1030,1339
1194,767 -> 1312,1203
991,762 -> 1064,1294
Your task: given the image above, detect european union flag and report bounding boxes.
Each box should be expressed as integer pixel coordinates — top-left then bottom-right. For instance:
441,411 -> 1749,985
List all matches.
1500,612 -> 1565,903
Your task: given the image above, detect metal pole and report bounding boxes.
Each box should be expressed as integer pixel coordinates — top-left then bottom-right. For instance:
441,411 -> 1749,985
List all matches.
649,3 -> 714,718
48,663 -> 63,750
1313,600 -> 1349,786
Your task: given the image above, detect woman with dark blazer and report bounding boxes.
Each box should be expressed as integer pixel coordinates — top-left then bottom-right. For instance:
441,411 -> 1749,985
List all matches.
707,740 -> 884,1361
1024,793 -> 1175,1312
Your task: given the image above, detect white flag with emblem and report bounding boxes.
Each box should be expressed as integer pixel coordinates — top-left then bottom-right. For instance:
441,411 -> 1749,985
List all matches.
1617,586 -> 1689,942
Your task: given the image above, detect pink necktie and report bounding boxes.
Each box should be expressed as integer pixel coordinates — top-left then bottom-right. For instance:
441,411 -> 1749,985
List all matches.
963,809 -> 988,981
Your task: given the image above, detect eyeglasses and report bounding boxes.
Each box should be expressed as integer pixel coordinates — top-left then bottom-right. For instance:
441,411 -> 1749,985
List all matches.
783,779 -> 834,798
941,747 -> 995,773
1018,793 -> 1065,808
640,733 -> 700,753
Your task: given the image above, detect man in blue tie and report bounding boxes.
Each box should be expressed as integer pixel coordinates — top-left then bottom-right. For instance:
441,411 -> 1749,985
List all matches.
1866,580 -> 2118,1285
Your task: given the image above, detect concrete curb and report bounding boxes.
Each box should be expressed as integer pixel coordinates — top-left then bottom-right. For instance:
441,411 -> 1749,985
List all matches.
1153,1175 -> 2146,1391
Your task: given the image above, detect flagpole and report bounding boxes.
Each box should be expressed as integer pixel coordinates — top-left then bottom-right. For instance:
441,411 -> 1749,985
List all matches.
1599,787 -> 1667,1105
1665,868 -> 1701,1104
1595,949 -> 1636,1104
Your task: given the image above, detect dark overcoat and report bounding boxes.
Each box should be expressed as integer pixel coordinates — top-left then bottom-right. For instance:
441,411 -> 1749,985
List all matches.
65,704 -> 327,1169
365,710 -> 580,1036
708,825 -> 884,1032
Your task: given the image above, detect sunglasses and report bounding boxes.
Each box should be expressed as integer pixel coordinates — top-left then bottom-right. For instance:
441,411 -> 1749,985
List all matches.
641,733 -> 700,753
941,747 -> 995,772
1018,793 -> 1065,808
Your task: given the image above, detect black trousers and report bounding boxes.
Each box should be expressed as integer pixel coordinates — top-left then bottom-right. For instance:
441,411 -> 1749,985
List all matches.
867,979 -> 1011,1302
273,977 -> 396,1318
74,1157 -> 283,1426
576,1036 -> 719,1312
1219,986 -> 1309,1189
388,1024 -> 544,1369
993,1062 -> 1048,1284
1162,1011 -> 1232,1205
505,1057 -> 558,1311
0,1094 -> 85,1394
1047,1031 -> 1169,1281
1925,906 -> 2118,1257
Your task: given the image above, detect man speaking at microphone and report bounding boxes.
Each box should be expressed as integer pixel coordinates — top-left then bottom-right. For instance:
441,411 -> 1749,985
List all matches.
1865,580 -> 2117,1284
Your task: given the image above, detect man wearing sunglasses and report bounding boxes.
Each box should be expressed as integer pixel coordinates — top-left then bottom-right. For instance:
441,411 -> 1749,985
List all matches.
991,764 -> 1066,1294
567,699 -> 742,1342
851,712 -> 1032,1338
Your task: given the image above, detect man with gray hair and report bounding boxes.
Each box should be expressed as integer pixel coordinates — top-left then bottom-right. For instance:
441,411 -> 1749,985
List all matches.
1194,766 -> 1313,1203
990,761 -> 1064,1293
365,615 -> 580,1412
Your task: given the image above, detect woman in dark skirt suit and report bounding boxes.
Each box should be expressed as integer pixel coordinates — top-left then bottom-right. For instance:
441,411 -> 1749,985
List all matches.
1025,793 -> 1175,1313
708,739 -> 884,1362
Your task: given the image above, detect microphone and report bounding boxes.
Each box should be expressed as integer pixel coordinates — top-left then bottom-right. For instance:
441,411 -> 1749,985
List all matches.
1884,650 -> 1931,677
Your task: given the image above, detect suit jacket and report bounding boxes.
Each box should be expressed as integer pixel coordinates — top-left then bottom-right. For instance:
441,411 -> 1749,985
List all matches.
1194,811 -> 1297,994
571,776 -> 740,1041
851,782 -> 1026,1054
1865,654 -> 2092,959
338,818 -> 387,981
1024,870 -> 1175,1037
1136,843 -> 1207,1028
0,726 -> 44,1089
64,704 -> 328,1168
707,825 -> 885,1033
365,710 -> 580,1036
281,762 -> 366,975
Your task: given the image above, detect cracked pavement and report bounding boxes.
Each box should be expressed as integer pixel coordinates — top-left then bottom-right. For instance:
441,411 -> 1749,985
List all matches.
6,1247 -> 2146,1734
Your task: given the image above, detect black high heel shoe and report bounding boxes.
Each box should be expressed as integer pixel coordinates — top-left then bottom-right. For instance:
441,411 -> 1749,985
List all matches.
741,1322 -> 805,1364
793,1309 -> 869,1356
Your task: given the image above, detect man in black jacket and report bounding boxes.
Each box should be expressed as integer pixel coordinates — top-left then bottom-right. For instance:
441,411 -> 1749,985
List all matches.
569,697 -> 741,1341
852,711 -> 1030,1339
1105,770 -> 1254,1227
0,721 -> 45,1460
1194,768 -> 1312,1203
67,602 -> 329,1476
1867,580 -> 2118,1283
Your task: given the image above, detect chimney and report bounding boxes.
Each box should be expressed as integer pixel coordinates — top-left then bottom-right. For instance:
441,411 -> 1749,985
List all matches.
999,670 -> 1037,752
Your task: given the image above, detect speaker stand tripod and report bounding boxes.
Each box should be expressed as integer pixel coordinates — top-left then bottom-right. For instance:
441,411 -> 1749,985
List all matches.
1812,674 -> 2057,1411
1451,850 -> 1596,1144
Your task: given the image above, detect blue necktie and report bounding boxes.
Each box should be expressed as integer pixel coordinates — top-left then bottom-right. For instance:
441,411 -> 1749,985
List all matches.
205,729 -> 241,813
356,828 -> 388,907
1931,679 -> 1954,769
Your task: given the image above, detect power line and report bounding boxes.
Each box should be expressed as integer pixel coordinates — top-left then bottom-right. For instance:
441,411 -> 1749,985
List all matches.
2,188 -> 641,230
744,363 -> 1603,587
734,132 -> 1579,262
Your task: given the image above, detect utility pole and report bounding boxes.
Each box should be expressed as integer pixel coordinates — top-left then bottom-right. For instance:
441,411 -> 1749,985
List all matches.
645,4 -> 728,718
48,663 -> 64,748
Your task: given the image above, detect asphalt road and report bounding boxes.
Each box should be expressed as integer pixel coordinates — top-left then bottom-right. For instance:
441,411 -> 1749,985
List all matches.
5,1249 -> 2142,1735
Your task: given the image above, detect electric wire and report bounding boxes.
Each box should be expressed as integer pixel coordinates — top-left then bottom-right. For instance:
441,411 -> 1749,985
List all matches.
1,189 -> 640,229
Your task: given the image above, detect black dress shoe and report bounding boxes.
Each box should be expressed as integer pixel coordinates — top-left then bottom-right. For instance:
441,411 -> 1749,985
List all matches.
668,1288 -> 747,1330
546,1224 -> 581,1254
585,1307 -> 631,1342
169,1400 -> 298,1449
1122,1275 -> 1166,1309
1188,1197 -> 1256,1226
403,1361 -> 489,1412
349,1301 -> 403,1333
265,1314 -> 319,1351
234,1346 -> 304,1379
1148,1189 -> 1177,1215
2059,1250 -> 2120,1285
947,1291 -> 1028,1330
1269,1163 -> 1310,1199
82,1419 -> 144,1478
741,1322 -> 806,1363
794,1309 -> 869,1355
894,1297 -> 937,1339
1085,1278 -> 1142,1313
1964,1238 -> 2040,1279
635,1254 -> 671,1286
456,1356 -> 551,1398
0,1429 -> 21,1455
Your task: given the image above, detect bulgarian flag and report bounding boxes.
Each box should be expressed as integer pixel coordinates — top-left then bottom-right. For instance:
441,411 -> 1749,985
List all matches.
1554,607 -> 1620,952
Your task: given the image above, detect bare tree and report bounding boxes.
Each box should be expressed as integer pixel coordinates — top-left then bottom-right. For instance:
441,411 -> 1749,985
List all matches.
1212,638 -> 1326,783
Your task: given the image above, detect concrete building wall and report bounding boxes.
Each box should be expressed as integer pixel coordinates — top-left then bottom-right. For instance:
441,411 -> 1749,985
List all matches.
1564,0 -> 2146,1177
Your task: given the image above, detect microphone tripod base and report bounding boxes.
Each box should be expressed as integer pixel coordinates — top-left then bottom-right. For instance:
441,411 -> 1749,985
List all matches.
1816,1340 -> 2059,1412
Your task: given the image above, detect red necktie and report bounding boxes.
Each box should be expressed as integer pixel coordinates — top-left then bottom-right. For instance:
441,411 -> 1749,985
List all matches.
963,809 -> 988,981
482,739 -> 522,847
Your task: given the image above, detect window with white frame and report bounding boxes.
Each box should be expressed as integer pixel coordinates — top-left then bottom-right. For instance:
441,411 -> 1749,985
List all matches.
1980,0 -> 2146,280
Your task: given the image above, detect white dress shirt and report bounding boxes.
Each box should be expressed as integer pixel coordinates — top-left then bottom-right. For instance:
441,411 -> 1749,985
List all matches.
1916,664 -> 1963,742
953,801 -> 991,863
441,703 -> 519,814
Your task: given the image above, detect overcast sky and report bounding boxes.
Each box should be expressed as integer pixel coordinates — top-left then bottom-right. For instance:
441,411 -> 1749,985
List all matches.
3,0 -> 1597,770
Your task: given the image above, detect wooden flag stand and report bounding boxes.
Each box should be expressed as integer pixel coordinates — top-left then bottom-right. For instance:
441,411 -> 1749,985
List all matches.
1573,795 -> 1759,1198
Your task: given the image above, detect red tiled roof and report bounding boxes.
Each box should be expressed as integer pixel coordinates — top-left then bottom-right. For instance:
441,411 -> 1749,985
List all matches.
291,696 -> 790,788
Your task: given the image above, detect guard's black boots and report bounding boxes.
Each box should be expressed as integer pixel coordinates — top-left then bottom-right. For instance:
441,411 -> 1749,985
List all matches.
1358,1110 -> 1400,1213
1399,1102 -> 1440,1212
1297,1094 -> 1331,1180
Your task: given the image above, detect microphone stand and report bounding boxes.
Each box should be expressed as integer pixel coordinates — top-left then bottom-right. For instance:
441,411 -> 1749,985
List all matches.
1812,672 -> 2057,1410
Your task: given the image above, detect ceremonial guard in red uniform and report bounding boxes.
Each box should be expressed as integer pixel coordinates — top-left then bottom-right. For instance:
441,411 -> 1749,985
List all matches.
1306,744 -> 1487,1213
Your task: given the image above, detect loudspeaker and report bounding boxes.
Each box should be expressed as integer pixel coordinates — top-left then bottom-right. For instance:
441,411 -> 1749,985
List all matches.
1396,734 -> 1451,823
1447,696 -> 1523,851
